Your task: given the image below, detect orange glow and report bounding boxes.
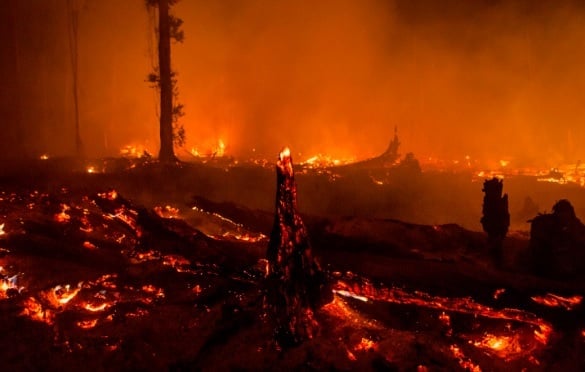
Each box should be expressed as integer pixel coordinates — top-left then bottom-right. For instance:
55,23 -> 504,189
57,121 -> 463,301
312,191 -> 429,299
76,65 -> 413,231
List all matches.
334,279 -> 553,347
54,204 -> 71,223
45,283 -> 82,307
493,288 -> 506,300
531,294 -> 583,310
39,154 -> 49,160
472,333 -> 522,360
83,303 -> 109,312
354,337 -> 377,352
449,344 -> 481,372
77,319 -> 99,329
0,270 -> 20,299
0,223 -> 5,236
83,241 -> 97,249
97,189 -> 118,201
153,205 -> 180,219
21,297 -> 54,325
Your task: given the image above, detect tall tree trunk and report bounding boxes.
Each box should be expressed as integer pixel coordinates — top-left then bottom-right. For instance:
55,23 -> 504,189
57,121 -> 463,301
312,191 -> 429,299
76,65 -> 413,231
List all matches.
157,0 -> 175,162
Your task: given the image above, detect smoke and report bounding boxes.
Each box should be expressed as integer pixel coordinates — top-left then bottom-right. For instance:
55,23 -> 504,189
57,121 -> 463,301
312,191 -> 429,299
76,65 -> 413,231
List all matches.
2,0 -> 585,164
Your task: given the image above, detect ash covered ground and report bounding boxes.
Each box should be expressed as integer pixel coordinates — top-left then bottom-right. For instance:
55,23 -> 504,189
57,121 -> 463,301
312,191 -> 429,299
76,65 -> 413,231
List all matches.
0,157 -> 584,371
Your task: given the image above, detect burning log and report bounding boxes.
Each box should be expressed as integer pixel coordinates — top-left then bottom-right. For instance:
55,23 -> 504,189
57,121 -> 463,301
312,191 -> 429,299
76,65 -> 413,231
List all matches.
265,148 -> 331,346
481,178 -> 509,267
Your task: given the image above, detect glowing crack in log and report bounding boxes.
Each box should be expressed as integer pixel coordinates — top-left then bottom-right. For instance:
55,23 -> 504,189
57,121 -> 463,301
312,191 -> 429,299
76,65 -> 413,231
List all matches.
265,147 -> 331,346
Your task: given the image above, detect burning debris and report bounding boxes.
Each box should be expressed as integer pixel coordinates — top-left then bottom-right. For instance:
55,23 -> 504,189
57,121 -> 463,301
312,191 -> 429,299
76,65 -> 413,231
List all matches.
0,158 -> 583,370
265,148 -> 331,346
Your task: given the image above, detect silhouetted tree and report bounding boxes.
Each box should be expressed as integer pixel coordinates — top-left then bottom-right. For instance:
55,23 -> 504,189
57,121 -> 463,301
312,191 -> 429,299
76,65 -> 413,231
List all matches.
481,177 -> 509,267
146,0 -> 184,163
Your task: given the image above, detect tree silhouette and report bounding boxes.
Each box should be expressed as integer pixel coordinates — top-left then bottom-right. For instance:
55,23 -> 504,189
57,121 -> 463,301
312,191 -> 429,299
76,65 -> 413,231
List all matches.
146,0 -> 184,163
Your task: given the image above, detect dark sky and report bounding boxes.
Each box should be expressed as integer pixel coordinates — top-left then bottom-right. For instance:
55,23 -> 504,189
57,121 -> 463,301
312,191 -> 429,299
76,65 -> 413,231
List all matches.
2,0 -> 585,165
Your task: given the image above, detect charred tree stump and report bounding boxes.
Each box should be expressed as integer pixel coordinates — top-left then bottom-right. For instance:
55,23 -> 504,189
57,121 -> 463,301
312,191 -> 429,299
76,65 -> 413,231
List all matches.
481,178 -> 510,267
265,148 -> 330,347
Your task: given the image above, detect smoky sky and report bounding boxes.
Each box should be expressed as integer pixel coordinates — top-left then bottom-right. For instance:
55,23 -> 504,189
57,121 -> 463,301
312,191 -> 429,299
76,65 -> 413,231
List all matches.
2,0 -> 585,164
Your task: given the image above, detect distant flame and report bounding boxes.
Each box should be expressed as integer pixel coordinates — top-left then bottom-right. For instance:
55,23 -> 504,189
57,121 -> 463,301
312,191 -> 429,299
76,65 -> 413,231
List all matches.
54,204 -> 71,223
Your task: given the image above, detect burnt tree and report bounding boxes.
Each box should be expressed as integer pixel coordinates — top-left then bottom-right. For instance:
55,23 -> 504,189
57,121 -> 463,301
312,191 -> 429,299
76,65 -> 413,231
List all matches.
266,148 -> 330,346
157,0 -> 175,162
530,200 -> 585,278
481,177 -> 509,267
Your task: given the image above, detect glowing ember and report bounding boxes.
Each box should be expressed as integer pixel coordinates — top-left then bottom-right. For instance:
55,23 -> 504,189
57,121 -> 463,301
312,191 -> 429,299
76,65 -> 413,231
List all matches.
0,223 -> 4,235
472,333 -> 522,360
86,166 -> 96,174
83,241 -> 97,250
46,283 -> 82,306
84,303 -> 109,312
153,205 -> 180,218
77,319 -> 98,329
534,324 -> 552,345
21,297 -> 55,324
354,337 -> 377,352
439,312 -> 451,327
493,288 -> 506,300
301,153 -> 356,168
333,289 -> 368,302
531,293 -> 583,311
333,278 -> 554,346
97,189 -> 118,200
39,154 -> 49,160
0,270 -> 21,299
450,344 -> 482,372
54,204 -> 71,223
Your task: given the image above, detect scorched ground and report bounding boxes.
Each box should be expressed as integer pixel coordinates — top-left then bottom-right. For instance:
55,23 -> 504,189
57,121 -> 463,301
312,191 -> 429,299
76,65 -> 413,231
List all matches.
0,157 -> 584,371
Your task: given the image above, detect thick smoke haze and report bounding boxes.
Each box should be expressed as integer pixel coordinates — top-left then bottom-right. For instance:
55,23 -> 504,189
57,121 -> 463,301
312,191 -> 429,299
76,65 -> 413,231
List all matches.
2,0 -> 585,164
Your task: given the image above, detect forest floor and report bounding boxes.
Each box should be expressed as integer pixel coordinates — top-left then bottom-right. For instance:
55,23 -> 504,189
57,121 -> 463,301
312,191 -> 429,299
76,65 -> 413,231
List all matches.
0,157 -> 584,371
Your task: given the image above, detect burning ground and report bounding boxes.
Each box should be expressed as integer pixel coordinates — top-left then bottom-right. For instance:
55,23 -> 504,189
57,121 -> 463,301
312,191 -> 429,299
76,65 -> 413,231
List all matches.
0,159 -> 585,370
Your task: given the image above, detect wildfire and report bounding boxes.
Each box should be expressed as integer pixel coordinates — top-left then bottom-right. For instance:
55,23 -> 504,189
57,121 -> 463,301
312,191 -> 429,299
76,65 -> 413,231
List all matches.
0,223 -> 5,235
450,344 -> 482,372
333,278 -> 554,347
97,189 -> 118,200
354,337 -> 378,352
39,154 -> 49,160
120,144 -> 151,158
45,283 -> 83,307
189,139 -> 228,159
77,319 -> 98,329
0,269 -> 21,299
153,205 -> 180,219
54,204 -> 71,223
472,333 -> 522,360
21,297 -> 55,324
493,288 -> 506,300
531,293 -> 583,310
301,153 -> 355,168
